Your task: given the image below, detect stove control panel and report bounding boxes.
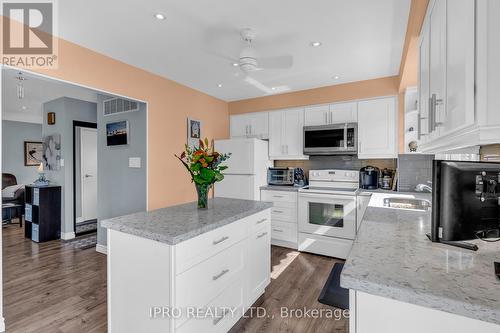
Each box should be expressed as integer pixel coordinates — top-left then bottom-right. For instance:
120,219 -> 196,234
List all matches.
309,169 -> 359,182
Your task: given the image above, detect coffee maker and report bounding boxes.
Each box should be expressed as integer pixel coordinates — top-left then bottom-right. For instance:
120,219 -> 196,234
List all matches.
359,166 -> 380,190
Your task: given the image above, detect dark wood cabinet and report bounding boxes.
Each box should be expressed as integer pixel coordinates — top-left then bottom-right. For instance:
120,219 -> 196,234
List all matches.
24,185 -> 61,242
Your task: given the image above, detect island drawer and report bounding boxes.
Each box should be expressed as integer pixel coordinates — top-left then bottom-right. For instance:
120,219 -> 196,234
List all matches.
271,220 -> 297,243
248,209 -> 271,232
261,190 -> 297,203
176,277 -> 245,333
175,217 -> 247,274
175,240 -> 245,328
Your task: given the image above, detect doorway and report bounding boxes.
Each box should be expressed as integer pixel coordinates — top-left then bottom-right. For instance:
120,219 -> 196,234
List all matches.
73,121 -> 98,235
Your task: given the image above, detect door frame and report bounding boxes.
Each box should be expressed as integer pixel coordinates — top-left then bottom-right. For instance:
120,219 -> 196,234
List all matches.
73,121 -> 97,236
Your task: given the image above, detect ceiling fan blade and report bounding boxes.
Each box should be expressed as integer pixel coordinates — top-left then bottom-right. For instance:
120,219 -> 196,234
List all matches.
244,76 -> 273,94
259,55 -> 293,69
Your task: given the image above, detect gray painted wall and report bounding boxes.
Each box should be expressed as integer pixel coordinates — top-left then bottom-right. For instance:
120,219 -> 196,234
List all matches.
2,120 -> 42,185
97,94 -> 147,246
42,97 -> 97,235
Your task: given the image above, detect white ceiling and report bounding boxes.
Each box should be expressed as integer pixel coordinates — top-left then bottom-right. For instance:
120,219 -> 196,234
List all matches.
2,68 -> 98,124
57,0 -> 411,101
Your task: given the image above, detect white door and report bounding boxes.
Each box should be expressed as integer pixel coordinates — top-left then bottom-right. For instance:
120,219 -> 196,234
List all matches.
330,102 -> 358,123
268,111 -> 284,158
304,104 -> 329,126
215,139 -> 255,174
283,108 -> 304,157
358,97 -> 397,159
248,225 -> 271,304
80,128 -> 98,221
230,114 -> 249,138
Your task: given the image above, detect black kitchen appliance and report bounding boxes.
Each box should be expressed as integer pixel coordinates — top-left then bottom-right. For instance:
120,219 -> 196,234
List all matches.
360,166 -> 380,190
431,160 -> 500,250
293,168 -> 307,187
267,167 -> 294,186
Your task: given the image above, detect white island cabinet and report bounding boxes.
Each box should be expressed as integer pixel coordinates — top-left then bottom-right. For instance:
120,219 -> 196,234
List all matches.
102,198 -> 272,333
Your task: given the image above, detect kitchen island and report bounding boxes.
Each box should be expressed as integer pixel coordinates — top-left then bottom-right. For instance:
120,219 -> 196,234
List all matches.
341,192 -> 500,333
102,198 -> 273,333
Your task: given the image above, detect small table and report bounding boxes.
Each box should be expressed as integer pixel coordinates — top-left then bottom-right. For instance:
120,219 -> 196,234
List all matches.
2,203 -> 23,227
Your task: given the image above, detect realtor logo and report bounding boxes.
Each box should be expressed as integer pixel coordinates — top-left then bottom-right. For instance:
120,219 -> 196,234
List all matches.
1,0 -> 58,68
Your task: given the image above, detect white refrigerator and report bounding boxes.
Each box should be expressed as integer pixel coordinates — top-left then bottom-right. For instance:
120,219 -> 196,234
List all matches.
214,138 -> 271,200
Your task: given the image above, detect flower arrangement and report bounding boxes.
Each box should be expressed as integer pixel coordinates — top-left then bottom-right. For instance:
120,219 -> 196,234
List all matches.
175,138 -> 231,208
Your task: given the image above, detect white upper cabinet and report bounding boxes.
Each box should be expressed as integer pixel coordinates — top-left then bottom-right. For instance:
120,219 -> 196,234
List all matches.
418,0 -> 500,153
269,108 -> 308,160
230,112 -> 269,139
304,102 -> 357,126
357,97 -> 397,159
330,102 -> 358,123
304,104 -> 329,126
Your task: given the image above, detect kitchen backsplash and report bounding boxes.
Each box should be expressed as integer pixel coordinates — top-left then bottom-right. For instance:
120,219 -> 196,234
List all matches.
480,144 -> 500,161
397,154 -> 434,192
274,156 -> 397,176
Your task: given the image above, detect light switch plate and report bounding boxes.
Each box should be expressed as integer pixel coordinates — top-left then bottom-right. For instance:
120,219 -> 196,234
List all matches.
129,157 -> 141,168
60,159 -> 64,167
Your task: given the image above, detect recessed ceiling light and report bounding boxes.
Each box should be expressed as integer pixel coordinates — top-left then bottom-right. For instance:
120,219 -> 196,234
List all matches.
333,75 -> 340,80
217,83 -> 223,88
310,41 -> 322,47
232,63 -> 239,67
21,105 -> 27,110
271,87 -> 277,90
154,13 -> 166,20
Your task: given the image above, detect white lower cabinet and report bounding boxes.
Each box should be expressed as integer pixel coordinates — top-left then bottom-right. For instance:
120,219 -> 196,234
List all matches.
261,189 -> 298,249
107,209 -> 271,333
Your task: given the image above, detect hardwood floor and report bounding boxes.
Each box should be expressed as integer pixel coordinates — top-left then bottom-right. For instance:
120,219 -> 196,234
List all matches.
3,223 -> 107,333
3,223 -> 348,333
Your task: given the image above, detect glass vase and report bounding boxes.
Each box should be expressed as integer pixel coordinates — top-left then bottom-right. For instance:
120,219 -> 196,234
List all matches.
195,183 -> 211,209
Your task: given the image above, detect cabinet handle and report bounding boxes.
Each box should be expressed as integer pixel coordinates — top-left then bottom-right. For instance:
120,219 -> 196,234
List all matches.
344,123 -> 348,149
257,232 -> 268,239
249,124 -> 253,135
329,112 -> 332,124
212,236 -> 229,245
256,218 -> 268,224
324,112 -> 328,124
285,145 -> 288,154
213,309 -> 229,325
213,269 -> 229,281
272,195 -> 284,198
273,209 -> 284,214
273,228 -> 284,232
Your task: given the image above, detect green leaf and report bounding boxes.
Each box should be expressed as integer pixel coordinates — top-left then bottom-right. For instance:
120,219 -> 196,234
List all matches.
218,165 -> 228,171
214,173 -> 224,181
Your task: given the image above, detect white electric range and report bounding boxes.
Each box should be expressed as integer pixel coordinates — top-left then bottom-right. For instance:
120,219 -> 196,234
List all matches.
298,169 -> 360,259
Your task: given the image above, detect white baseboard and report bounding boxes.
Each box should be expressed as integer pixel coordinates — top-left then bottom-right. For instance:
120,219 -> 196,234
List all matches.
76,216 -> 85,223
96,244 -> 107,255
61,231 -> 76,240
0,316 -> 5,332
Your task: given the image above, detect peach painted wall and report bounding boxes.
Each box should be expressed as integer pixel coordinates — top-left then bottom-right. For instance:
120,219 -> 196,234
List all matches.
228,76 -> 399,114
28,38 -> 229,210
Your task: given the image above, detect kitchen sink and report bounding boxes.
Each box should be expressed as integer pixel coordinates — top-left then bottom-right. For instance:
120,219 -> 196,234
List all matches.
383,197 -> 431,211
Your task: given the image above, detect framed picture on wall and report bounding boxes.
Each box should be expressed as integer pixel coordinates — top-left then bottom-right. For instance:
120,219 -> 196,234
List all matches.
42,134 -> 62,170
187,118 -> 201,148
106,120 -> 129,146
24,141 -> 43,166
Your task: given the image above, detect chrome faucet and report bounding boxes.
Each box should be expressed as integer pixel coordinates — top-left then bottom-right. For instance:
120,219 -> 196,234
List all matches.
415,183 -> 433,193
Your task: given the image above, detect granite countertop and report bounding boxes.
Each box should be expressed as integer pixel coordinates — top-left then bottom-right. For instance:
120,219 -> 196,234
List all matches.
260,185 -> 304,192
101,198 -> 273,245
341,192 -> 500,326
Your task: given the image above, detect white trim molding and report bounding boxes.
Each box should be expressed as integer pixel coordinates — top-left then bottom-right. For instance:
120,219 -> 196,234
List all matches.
96,244 -> 108,255
0,316 -> 5,332
60,231 -> 76,240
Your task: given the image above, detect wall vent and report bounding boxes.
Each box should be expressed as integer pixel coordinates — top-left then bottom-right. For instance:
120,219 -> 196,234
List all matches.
103,98 -> 139,116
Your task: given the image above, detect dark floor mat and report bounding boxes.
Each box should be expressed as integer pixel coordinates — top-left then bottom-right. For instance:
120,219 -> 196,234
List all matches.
318,262 -> 349,310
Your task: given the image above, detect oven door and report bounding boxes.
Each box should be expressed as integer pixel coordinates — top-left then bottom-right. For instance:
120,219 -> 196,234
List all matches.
298,192 -> 357,240
303,124 -> 357,155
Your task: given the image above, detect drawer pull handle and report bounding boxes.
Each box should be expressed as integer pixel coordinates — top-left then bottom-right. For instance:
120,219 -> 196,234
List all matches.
257,232 -> 268,239
273,195 -> 284,198
213,236 -> 229,245
273,228 -> 283,232
273,210 -> 284,214
213,309 -> 229,325
256,218 -> 268,224
213,269 -> 229,281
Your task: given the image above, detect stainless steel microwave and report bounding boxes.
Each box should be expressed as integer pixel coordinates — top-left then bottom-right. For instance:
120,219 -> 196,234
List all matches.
303,123 -> 358,155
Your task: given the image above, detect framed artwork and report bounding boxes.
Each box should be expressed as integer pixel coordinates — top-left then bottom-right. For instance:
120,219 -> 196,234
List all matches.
187,118 -> 201,148
42,134 -> 61,170
106,120 -> 129,146
24,141 -> 43,166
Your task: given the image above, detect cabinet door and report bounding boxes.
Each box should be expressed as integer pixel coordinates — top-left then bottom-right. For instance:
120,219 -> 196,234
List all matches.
428,0 -> 447,138
304,104 -> 329,126
230,114 -> 249,138
330,102 -> 358,123
283,108 -> 305,157
248,225 -> 271,304
444,0 -> 475,134
249,112 -> 269,139
358,97 -> 397,159
268,110 -> 284,158
419,22 -> 431,142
